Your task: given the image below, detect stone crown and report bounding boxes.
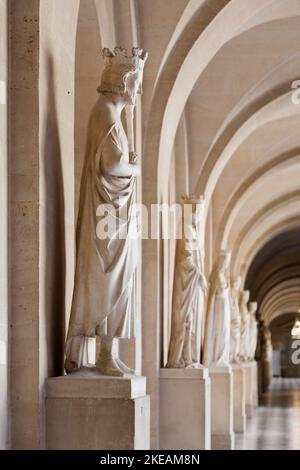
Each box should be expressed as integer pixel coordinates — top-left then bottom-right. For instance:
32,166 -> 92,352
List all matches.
102,47 -> 148,72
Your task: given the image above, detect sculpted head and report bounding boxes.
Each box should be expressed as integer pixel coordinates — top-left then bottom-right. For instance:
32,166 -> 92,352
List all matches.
249,301 -> 258,316
240,290 -> 250,304
98,47 -> 148,105
217,249 -> 231,271
181,194 -> 205,227
231,275 -> 241,290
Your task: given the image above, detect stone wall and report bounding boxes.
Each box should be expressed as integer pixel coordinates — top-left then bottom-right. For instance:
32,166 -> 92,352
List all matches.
39,0 -> 80,447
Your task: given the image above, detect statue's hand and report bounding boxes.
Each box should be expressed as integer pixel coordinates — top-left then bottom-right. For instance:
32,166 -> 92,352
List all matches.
130,162 -> 141,177
200,274 -> 208,292
129,151 -> 138,164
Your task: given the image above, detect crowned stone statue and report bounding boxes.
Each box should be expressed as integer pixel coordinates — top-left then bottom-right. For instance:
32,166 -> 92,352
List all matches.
64,47 -> 148,376
262,325 -> 273,362
229,276 -> 242,363
167,195 -> 207,368
203,250 -> 232,367
248,301 -> 258,360
239,290 -> 250,362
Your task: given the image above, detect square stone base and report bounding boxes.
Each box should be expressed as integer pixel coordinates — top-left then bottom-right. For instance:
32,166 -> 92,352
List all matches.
251,361 -> 258,407
262,360 -> 272,392
209,365 -> 234,450
45,369 -> 150,450
211,433 -> 235,450
159,368 -> 211,450
244,361 -> 258,417
232,363 -> 246,433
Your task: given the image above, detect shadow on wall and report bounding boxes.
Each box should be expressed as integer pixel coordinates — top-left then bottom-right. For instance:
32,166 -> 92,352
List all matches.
43,52 -> 66,377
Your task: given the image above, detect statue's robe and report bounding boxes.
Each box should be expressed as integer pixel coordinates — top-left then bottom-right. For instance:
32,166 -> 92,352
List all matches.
65,96 -> 137,369
203,270 -> 231,367
167,234 -> 205,366
239,303 -> 250,361
229,289 -> 241,361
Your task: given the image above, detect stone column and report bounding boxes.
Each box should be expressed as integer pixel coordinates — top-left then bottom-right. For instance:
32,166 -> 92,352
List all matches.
8,0 -> 40,449
244,361 -> 257,417
159,368 -> 211,450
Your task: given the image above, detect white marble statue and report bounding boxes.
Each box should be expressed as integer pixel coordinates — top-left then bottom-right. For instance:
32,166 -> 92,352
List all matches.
64,47 -> 148,376
248,301 -> 258,360
239,290 -> 250,361
229,276 -> 241,363
255,312 -> 265,361
263,326 -> 273,362
203,250 -> 232,367
167,196 -> 207,368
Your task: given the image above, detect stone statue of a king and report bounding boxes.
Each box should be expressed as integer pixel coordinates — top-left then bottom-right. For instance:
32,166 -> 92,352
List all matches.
239,290 -> 250,361
64,47 -> 148,376
167,195 -> 207,368
203,249 -> 232,367
248,301 -> 258,361
229,276 -> 242,363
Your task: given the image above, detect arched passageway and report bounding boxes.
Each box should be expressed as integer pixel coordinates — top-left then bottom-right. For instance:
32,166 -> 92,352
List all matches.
3,0 -> 300,451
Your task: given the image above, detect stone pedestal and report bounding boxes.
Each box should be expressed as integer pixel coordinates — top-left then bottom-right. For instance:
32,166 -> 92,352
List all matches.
209,365 -> 234,450
159,368 -> 211,450
231,363 -> 246,433
45,369 -> 150,450
262,360 -> 272,392
244,361 -> 253,416
257,360 -> 263,397
251,360 -> 258,407
244,361 -> 258,416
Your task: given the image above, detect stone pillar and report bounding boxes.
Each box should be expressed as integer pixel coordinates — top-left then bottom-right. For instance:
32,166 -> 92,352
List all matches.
262,360 -> 272,392
9,0 -> 40,449
159,368 -> 211,450
45,372 -> 150,450
245,361 -> 257,416
244,362 -> 252,416
210,365 -> 234,450
232,363 -> 246,433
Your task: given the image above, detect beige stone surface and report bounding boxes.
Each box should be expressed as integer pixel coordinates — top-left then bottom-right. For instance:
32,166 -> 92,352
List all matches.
0,0 -> 8,450
209,366 -> 234,450
9,0 -> 40,449
46,374 -> 150,450
244,361 -> 258,417
159,368 -> 210,450
232,364 -> 246,434
46,369 -> 146,399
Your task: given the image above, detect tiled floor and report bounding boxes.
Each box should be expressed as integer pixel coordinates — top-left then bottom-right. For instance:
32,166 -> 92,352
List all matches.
235,378 -> 300,450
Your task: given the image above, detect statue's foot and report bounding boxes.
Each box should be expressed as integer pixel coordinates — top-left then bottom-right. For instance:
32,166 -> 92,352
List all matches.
115,357 -> 135,375
185,362 -> 203,369
231,357 -> 241,364
96,355 -> 124,377
64,359 -> 79,374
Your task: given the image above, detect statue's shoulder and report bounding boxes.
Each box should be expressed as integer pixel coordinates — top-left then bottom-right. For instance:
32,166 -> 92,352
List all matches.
90,95 -> 118,130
